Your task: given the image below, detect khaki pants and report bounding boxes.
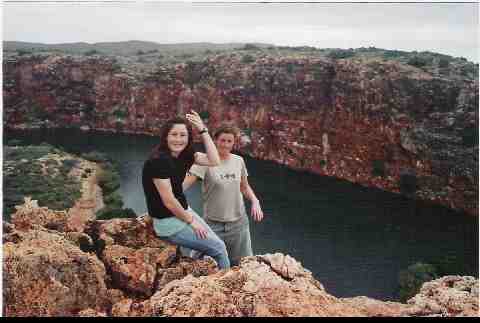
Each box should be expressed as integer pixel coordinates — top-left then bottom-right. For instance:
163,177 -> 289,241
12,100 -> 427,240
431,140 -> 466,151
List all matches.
182,216 -> 252,267
206,216 -> 253,267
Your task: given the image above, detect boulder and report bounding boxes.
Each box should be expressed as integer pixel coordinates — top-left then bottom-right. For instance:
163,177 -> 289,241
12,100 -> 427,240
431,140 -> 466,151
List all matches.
3,229 -> 108,316
406,275 -> 479,317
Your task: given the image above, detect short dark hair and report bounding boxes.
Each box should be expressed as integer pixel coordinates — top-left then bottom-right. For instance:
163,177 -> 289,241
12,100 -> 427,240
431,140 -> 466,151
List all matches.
213,124 -> 240,139
149,116 -> 195,166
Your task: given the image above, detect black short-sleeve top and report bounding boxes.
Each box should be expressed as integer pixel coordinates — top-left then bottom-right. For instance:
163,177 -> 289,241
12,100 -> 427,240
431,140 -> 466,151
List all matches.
142,152 -> 192,219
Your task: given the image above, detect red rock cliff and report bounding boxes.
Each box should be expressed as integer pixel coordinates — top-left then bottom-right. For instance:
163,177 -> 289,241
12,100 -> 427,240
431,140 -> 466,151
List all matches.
3,54 -> 478,215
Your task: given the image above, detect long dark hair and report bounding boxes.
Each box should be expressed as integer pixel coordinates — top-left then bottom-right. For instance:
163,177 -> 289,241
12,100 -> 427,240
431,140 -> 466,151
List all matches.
149,116 -> 195,166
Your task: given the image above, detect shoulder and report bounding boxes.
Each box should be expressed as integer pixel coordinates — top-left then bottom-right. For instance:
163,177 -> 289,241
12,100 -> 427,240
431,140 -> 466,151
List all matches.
189,163 -> 207,178
145,154 -> 172,168
230,154 -> 246,166
230,153 -> 244,162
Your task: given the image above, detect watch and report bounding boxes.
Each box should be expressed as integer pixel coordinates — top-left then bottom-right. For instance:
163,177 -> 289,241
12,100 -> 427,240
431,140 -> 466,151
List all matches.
199,128 -> 208,134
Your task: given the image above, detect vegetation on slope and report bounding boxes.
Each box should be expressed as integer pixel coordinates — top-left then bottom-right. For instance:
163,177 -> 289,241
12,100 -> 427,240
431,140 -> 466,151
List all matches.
80,151 -> 136,220
3,142 -> 82,221
4,41 -> 477,80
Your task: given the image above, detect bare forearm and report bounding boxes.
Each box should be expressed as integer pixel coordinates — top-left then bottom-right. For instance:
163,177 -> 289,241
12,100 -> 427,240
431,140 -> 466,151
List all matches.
201,132 -> 220,165
164,198 -> 193,224
242,185 -> 259,204
182,174 -> 197,192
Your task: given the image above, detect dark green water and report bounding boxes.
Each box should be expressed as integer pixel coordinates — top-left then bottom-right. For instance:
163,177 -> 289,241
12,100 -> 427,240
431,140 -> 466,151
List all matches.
4,128 -> 479,301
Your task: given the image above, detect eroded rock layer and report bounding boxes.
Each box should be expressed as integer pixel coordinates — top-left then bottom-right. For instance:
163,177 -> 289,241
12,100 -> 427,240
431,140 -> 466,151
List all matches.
3,54 -> 478,214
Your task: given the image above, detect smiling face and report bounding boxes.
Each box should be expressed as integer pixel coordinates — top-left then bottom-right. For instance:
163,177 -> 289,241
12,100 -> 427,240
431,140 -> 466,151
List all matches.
167,124 -> 189,157
215,132 -> 236,157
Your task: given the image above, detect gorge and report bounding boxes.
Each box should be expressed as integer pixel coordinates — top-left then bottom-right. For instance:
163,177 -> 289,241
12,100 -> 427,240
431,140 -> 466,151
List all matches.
3,46 -> 478,216
2,44 -> 479,316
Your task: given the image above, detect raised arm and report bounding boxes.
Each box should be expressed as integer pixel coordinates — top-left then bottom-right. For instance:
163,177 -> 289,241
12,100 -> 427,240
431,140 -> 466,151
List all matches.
240,175 -> 264,222
186,110 -> 220,166
182,173 -> 198,192
153,178 -> 208,239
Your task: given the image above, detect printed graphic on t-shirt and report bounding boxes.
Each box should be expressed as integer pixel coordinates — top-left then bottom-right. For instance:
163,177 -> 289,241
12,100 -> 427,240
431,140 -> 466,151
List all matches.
220,172 -> 237,181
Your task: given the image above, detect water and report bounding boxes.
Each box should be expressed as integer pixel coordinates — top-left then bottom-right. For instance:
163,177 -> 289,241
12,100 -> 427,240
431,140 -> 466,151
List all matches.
4,128 -> 479,300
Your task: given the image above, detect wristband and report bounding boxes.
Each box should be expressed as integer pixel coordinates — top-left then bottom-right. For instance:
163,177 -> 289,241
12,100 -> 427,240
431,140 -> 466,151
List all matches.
199,128 -> 208,134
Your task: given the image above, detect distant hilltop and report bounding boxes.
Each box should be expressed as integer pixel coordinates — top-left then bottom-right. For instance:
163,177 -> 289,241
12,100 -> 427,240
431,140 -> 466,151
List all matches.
3,40 -> 273,56
4,40 -> 477,68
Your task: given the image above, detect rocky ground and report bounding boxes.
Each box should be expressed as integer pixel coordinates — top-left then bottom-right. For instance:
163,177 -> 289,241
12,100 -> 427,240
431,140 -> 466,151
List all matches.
3,197 -> 478,317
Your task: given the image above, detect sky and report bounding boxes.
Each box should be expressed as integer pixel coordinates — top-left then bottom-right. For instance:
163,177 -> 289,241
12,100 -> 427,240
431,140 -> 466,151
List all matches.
2,1 -> 479,62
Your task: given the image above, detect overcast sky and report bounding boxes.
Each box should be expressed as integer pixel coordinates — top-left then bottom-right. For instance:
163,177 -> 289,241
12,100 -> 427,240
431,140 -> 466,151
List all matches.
3,1 -> 479,62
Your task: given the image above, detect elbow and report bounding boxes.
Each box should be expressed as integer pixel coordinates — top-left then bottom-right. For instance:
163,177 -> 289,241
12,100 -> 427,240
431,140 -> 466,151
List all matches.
240,185 -> 247,196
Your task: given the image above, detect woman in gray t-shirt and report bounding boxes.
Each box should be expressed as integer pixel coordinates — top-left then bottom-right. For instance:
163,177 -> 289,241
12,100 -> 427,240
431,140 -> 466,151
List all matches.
184,124 -> 264,266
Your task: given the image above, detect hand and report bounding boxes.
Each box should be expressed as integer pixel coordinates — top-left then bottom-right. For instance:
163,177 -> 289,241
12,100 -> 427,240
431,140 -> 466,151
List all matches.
185,110 -> 206,132
251,200 -> 264,222
190,218 -> 208,239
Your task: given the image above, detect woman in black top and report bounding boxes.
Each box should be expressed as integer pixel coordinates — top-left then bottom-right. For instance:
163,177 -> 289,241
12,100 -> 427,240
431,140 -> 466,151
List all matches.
142,111 -> 230,269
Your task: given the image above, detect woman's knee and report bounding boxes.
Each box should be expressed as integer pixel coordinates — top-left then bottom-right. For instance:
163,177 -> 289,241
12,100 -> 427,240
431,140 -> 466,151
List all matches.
206,236 -> 227,256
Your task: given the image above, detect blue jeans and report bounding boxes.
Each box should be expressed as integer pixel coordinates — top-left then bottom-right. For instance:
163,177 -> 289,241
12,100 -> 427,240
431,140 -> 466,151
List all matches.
162,211 -> 230,269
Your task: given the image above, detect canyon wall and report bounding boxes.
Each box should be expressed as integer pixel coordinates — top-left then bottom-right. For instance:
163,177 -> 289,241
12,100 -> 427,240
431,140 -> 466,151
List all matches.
3,54 -> 478,215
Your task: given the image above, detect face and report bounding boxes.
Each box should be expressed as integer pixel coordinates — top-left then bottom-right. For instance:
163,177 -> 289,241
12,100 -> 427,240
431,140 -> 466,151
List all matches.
167,124 -> 189,156
215,133 -> 235,156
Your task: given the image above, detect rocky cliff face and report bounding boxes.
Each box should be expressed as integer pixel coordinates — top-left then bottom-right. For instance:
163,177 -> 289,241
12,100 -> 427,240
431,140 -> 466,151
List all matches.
3,54 -> 478,215
3,198 -> 478,317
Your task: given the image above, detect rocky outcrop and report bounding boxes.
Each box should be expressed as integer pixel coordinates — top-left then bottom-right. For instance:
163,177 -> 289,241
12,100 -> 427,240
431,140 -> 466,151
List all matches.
3,53 -> 477,215
3,199 -> 478,317
3,226 -> 109,316
406,275 -> 479,317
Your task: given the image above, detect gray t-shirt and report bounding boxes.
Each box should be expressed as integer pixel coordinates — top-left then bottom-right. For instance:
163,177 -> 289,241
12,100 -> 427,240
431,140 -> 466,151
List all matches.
189,154 -> 248,222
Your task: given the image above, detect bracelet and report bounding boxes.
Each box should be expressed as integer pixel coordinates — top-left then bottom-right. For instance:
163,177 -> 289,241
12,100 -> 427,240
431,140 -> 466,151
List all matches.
199,128 -> 208,134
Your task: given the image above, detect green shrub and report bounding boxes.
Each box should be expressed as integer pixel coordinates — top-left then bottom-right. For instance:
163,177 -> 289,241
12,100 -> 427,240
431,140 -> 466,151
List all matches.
432,255 -> 465,276
199,110 -> 210,119
97,169 -> 121,196
62,159 -> 80,169
104,192 -> 124,209
243,44 -> 260,50
327,49 -> 355,59
81,151 -> 110,163
17,49 -> 32,56
96,207 -> 136,220
399,169 -> 416,197
183,61 -> 204,88
285,62 -> 296,74
113,109 -> 128,119
84,49 -> 99,56
407,56 -> 431,68
461,126 -> 478,147
6,139 -> 23,146
398,262 -> 438,302
372,160 -> 386,177
438,58 -> 450,68
242,54 -> 255,64
383,50 -> 408,59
